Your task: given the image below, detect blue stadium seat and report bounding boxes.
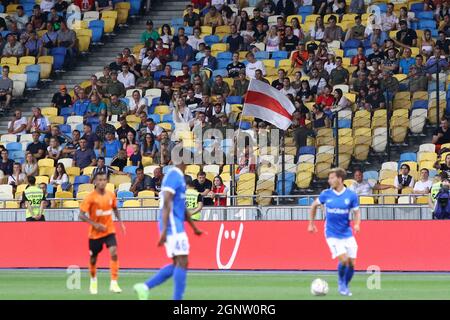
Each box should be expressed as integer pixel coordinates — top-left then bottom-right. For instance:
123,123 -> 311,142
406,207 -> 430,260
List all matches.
255,51 -> 270,59
226,96 -> 242,104
153,70 -> 165,81
171,18 -> 184,26
416,11 -> 434,20
298,5 -> 312,14
89,20 -> 105,43
25,64 -> 40,89
411,100 -> 428,110
212,69 -> 228,78
343,39 -> 361,49
58,124 -> 72,134
204,35 -> 220,46
6,142 -> 22,151
399,152 -> 417,165
148,114 -> 160,123
410,3 -> 424,12
218,59 -> 231,69
239,121 -> 251,130
50,47 -> 67,71
105,157 -> 112,165
9,150 -> 25,163
162,114 -> 173,123
344,48 -> 358,57
184,27 -> 193,36
338,119 -> 352,128
271,51 -> 288,60
73,175 -> 90,194
123,166 -> 138,178
167,61 -> 182,70
418,20 -> 437,29
363,170 -> 379,181
217,51 -> 232,60
298,146 -> 316,156
1,31 -> 10,38
0,4 -> 4,13
298,197 -> 314,205
129,0 -> 141,15
276,172 -> 295,195
117,190 -> 134,199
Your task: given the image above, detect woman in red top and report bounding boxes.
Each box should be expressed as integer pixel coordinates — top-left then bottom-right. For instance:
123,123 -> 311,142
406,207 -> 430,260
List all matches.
210,176 -> 228,206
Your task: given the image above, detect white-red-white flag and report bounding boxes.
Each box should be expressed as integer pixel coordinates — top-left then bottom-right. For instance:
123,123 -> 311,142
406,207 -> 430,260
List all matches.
243,79 -> 296,130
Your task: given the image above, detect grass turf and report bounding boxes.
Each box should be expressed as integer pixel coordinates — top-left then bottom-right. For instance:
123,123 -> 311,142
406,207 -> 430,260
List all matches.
0,270 -> 449,300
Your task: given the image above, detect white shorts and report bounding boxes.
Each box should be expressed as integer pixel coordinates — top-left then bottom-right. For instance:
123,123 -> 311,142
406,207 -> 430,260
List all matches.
164,232 -> 190,258
326,236 -> 358,260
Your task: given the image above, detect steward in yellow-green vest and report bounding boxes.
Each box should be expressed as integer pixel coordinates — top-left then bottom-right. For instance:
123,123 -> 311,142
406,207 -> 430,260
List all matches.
23,176 -> 46,221
184,175 -> 203,221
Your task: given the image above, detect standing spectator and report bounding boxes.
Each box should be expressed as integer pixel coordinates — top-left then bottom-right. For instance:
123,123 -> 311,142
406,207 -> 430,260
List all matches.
27,107 -> 51,134
73,138 -> 97,170
22,152 -> 38,177
23,176 -> 46,222
26,132 -> 47,160
51,85 -> 72,112
0,149 -> 14,176
193,171 -> 214,206
8,110 -> 27,135
209,175 -> 228,206
245,52 -> 266,79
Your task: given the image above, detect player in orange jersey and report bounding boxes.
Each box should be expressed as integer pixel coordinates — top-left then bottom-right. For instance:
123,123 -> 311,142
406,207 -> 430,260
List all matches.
79,171 -> 126,295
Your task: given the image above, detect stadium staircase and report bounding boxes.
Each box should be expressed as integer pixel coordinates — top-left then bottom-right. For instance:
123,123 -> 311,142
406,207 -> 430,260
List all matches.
0,0 -> 189,132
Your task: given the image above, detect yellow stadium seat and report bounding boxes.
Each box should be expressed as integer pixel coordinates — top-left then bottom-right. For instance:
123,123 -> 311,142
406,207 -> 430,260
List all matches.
359,196 -> 375,205
262,59 -> 276,68
214,25 -> 231,35
6,4 -> 19,14
200,26 -> 213,36
19,56 -> 36,65
106,183 -> 115,193
77,191 -> 90,200
16,184 -> 27,195
66,167 -> 81,177
154,105 -> 170,115
416,196 -> 429,205
137,190 -> 155,198
55,191 -> 73,199
158,122 -> 172,131
101,10 -> 118,20
5,201 -> 19,209
304,14 -> 320,24
142,199 -> 160,207
38,158 -> 55,167
115,1 -> 131,10
63,200 -> 80,208
211,43 -> 228,55
72,20 -> 89,30
102,17 -> 116,33
49,116 -> 65,125
78,184 -> 95,193
123,200 -> 141,208
41,107 -> 58,117
39,166 -> 55,177
83,166 -> 96,176
0,56 -> 16,65
110,174 -> 131,187
116,8 -> 130,25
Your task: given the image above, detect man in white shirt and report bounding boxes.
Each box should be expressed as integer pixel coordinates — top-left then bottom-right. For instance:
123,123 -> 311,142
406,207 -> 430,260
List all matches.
245,52 -> 266,79
8,110 -> 27,135
117,63 -> 135,89
414,168 -> 433,194
141,49 -> 162,73
187,27 -> 205,51
279,77 -> 296,96
380,3 -> 398,32
145,118 -> 163,140
348,169 -> 393,196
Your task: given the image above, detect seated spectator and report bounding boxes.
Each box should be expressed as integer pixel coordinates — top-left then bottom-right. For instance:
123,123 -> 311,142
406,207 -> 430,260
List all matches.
141,49 -> 162,73
245,52 -> 266,79
329,57 -> 349,86
348,169 -> 393,195
380,70 -> 399,102
90,156 -> 127,182
7,5 -> 29,31
282,26 -> 299,52
86,94 -> 107,118
57,21 -> 77,68
254,68 -> 270,84
51,85 -> 72,112
351,70 -> 369,92
117,63 -> 135,90
399,47 -> 416,74
312,104 -> 330,130
122,130 -> 138,157
280,77 -> 296,96
382,48 -> 400,73
95,0 -> 113,11
22,152 -> 38,177
107,94 -> 128,117
173,35 -> 194,64
8,110 -> 27,135
127,90 -> 147,115
436,30 -> 450,55
47,137 -> 63,161
435,153 -> 450,176
315,85 -> 335,110
199,46 -> 218,71
236,146 -> 256,180
27,107 -> 51,135
350,46 -> 366,66
241,21 -> 255,50
8,162 -> 26,189
204,6 -> 224,28
367,42 -> 385,65
276,0 -> 295,16
308,68 -> 327,95
260,0 -> 276,18
209,175 -> 228,206
251,8 -> 268,30
136,69 -> 154,93
102,132 -> 121,158
323,15 -> 343,43
331,88 -> 352,111
226,24 -> 244,53
62,130 -> 81,158
394,164 -> 415,191
394,19 -> 417,49
98,66 -> 112,91
50,163 -> 70,191
73,138 -> 97,170
432,117 -> 450,149
185,88 -> 203,113
227,52 -> 246,78
25,30 -> 43,57
0,66 -> 13,111
42,22 -> 58,55
95,115 -> 116,142
111,148 -> 128,171
141,133 -> 158,159
71,88 -> 90,116
173,97 -> 194,127
85,75 -> 104,98
0,149 -> 14,176
130,167 -> 152,196
187,27 -> 204,51
117,116 -> 137,141
149,166 -> 163,195
109,54 -> 123,72
344,15 -> 365,41
184,5 -> 200,27
211,75 -> 230,97
297,80 -> 313,102
129,144 -> 142,167
26,132 -> 47,160
421,29 -> 435,58
141,20 -> 159,43
193,171 -> 214,206
365,85 -> 386,111
47,7 -> 64,27
105,70 -> 126,98
414,168 -> 433,195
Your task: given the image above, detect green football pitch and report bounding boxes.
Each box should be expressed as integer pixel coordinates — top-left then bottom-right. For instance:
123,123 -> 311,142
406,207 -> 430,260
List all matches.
0,269 -> 449,300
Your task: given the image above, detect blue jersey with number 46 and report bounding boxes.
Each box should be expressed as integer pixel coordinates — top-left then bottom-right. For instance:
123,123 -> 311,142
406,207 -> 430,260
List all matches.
158,167 -> 186,236
318,188 -> 359,239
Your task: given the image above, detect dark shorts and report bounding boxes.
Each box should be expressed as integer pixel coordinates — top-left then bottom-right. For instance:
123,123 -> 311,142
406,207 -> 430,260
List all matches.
89,233 -> 117,256
26,216 -> 46,221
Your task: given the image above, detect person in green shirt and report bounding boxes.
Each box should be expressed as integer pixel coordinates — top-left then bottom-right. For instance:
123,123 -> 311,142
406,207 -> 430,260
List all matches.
430,172 -> 449,209
107,94 -> 128,117
140,20 -> 159,43
23,176 -> 46,221
185,175 -> 203,221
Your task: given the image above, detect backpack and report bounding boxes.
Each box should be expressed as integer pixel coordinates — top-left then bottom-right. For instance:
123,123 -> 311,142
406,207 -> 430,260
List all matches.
434,188 -> 450,219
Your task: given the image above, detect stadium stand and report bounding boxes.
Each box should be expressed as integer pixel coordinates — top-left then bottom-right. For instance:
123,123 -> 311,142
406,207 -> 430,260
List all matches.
0,0 -> 448,211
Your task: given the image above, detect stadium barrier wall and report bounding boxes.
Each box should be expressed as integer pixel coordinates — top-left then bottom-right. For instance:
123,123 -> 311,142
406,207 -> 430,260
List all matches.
1,220 -> 449,271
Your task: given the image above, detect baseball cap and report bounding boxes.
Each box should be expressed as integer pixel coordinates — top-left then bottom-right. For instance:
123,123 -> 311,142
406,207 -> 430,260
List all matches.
146,19 -> 153,25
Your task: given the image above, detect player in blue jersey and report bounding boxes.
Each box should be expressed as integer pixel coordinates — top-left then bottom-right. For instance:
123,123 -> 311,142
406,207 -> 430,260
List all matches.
308,168 -> 361,296
133,162 -> 203,300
